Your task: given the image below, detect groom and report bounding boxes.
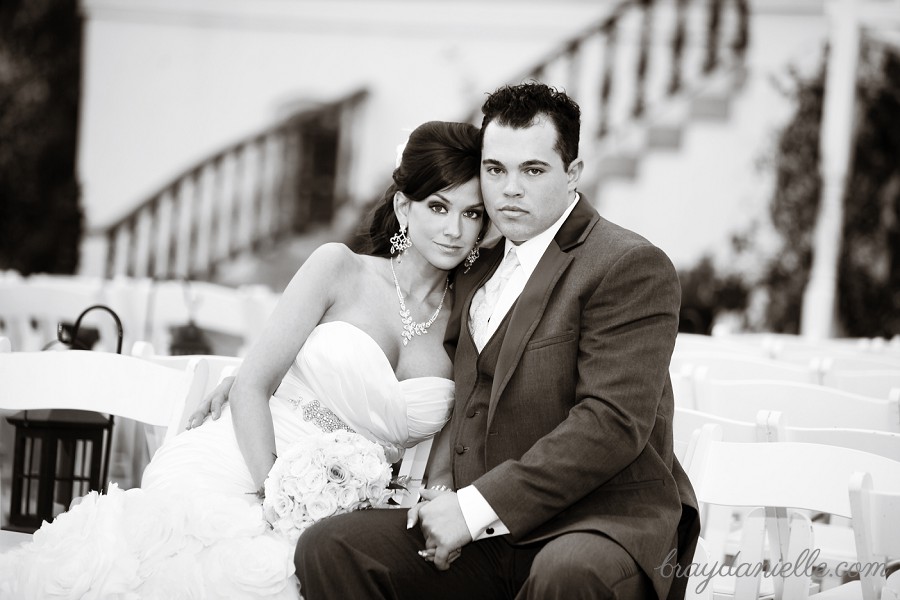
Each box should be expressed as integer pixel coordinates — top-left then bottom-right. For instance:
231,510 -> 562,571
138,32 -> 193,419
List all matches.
294,83 -> 699,599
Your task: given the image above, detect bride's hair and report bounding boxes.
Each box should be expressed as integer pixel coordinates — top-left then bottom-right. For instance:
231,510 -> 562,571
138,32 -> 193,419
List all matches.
363,121 -> 482,258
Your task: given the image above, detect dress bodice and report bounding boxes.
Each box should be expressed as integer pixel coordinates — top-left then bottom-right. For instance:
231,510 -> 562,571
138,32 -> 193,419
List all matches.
272,321 -> 454,450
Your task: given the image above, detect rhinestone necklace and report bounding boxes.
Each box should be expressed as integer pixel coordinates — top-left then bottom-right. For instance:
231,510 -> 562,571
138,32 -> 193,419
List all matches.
389,257 -> 449,346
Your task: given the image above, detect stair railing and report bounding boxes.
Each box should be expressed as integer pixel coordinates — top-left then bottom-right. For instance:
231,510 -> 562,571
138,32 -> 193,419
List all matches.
90,89 -> 368,281
464,0 -> 749,150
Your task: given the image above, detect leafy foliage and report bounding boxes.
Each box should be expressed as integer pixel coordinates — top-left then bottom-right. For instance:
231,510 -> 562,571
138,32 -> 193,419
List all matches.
0,0 -> 83,275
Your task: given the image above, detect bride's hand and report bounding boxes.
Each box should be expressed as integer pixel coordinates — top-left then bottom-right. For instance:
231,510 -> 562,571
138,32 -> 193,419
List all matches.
186,375 -> 236,429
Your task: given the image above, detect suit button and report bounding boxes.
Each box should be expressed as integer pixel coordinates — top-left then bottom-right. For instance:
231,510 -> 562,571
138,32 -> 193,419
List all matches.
466,407 -> 478,418
454,444 -> 468,454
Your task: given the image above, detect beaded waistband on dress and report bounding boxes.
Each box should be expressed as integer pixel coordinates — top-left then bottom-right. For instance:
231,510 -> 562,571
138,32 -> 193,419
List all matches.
289,395 -> 356,434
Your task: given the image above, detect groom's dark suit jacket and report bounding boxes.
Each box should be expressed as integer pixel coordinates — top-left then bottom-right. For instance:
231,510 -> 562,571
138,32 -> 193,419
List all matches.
444,198 -> 700,600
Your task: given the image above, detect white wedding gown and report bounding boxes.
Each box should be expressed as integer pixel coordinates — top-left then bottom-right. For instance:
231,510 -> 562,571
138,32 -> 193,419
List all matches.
0,321 -> 454,599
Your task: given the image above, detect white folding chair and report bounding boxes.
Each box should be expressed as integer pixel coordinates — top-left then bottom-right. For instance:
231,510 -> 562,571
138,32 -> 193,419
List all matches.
810,472 -> 900,600
0,345 -> 207,530
822,369 -> 900,400
0,279 -> 110,352
672,352 -> 821,385
686,427 -> 900,600
693,376 -> 900,433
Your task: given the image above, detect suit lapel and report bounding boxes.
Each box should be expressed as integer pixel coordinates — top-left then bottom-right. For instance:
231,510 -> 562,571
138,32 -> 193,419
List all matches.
487,199 -> 600,423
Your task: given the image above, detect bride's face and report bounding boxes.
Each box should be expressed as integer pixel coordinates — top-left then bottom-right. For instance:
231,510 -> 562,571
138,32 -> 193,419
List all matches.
400,178 -> 484,271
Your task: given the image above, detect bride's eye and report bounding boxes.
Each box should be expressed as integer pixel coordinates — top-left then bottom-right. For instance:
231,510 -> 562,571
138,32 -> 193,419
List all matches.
463,209 -> 483,220
429,203 -> 448,214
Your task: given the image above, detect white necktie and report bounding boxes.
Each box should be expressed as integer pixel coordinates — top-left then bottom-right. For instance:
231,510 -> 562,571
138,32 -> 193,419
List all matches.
469,247 -> 520,351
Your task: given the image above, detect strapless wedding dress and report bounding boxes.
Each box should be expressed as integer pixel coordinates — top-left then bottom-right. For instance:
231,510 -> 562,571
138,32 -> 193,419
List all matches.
0,321 -> 454,599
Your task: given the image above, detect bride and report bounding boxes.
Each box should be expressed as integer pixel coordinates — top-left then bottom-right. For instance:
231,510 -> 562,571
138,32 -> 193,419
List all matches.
0,120 -> 486,599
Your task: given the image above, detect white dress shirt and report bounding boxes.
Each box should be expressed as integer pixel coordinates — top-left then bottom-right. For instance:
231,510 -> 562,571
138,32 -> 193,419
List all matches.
458,195 -> 580,541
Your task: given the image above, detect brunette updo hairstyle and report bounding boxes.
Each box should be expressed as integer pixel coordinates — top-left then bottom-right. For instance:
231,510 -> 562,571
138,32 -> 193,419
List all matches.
363,121 -> 482,257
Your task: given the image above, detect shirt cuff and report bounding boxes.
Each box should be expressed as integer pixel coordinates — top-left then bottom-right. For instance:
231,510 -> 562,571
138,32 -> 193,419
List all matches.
456,485 -> 509,540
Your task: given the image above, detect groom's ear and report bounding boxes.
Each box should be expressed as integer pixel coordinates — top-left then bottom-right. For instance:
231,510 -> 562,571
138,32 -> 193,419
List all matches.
566,158 -> 584,193
393,191 -> 411,228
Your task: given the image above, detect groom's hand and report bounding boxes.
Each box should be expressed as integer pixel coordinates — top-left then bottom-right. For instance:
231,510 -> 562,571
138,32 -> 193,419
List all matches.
186,375 -> 235,429
407,489 -> 473,571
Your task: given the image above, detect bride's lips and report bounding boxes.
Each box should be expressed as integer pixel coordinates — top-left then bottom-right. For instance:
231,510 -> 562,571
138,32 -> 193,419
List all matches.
434,242 -> 463,253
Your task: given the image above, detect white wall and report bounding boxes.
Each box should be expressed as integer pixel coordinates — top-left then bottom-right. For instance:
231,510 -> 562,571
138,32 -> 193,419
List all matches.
77,0 -> 830,277
78,0 -> 616,232
595,6 -> 828,269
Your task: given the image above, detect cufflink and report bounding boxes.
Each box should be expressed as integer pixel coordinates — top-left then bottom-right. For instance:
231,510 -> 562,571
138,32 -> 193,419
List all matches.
485,527 -> 494,535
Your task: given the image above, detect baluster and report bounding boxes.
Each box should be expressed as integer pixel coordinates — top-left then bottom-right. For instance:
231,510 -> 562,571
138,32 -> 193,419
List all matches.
276,126 -> 299,240
702,0 -> 723,73
668,0 -> 689,95
229,146 -> 246,259
104,229 -> 117,280
249,135 -> 267,253
206,155 -> 224,269
194,164 -> 216,278
632,0 -> 654,118
132,207 -> 153,278
112,221 -> 132,278
731,0 -> 750,63
214,153 -> 235,266
598,21 -> 619,138
153,191 -> 174,279
173,179 -> 194,279
257,134 -> 278,250
566,40 -> 583,102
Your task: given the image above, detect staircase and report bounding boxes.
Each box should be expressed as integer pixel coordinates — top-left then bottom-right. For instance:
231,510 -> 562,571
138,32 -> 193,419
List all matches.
90,0 -> 751,290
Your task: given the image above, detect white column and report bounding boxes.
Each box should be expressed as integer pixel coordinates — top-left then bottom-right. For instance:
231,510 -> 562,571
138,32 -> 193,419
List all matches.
800,0 -> 860,339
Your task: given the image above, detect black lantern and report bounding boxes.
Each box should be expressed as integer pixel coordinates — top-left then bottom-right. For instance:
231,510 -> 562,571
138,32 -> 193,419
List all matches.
4,305 -> 123,533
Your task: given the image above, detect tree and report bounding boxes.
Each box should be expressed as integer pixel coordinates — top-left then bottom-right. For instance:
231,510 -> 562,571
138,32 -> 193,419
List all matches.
0,0 -> 83,275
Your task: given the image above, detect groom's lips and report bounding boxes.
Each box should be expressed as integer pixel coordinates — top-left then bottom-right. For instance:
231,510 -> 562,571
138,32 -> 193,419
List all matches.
498,205 -> 528,216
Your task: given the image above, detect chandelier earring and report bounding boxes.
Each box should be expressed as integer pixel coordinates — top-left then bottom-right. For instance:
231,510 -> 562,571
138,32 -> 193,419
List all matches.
389,225 -> 412,255
463,241 -> 481,273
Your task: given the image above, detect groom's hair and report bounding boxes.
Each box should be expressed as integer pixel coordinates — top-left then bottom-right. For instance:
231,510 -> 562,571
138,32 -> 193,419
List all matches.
481,82 -> 581,169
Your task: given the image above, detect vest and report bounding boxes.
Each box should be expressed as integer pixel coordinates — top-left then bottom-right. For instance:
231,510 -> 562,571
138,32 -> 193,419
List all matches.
450,305 -> 515,489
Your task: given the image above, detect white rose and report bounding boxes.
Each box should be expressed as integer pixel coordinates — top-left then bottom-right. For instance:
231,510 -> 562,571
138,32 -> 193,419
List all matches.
305,491 -> 339,521
286,452 -> 313,477
361,454 -> 388,481
299,467 -> 327,494
327,462 -> 350,485
202,535 -> 297,600
280,476 -> 305,500
265,492 -> 295,522
335,485 -> 360,509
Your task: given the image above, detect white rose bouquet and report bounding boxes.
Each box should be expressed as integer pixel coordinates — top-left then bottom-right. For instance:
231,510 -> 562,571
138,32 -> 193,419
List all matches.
262,430 -> 395,544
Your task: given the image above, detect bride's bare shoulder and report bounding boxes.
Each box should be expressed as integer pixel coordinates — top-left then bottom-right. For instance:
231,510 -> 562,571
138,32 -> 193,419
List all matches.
303,243 -> 378,283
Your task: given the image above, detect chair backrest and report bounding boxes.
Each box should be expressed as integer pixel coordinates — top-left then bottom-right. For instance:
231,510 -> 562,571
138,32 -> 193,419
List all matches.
0,347 -> 207,453
767,413 -> 900,462
673,407 -> 763,464
0,280 -> 109,352
693,375 -> 900,432
130,340 -> 242,430
849,471 -> 900,600
672,352 -> 820,385
112,279 -> 276,356
822,368 -> 900,399
686,427 -> 900,600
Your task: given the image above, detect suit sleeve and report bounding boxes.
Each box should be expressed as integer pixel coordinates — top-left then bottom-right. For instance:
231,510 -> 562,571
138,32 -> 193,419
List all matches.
471,243 -> 681,537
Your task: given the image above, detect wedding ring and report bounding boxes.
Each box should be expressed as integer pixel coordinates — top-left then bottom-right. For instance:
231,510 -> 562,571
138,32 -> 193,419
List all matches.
429,484 -> 449,492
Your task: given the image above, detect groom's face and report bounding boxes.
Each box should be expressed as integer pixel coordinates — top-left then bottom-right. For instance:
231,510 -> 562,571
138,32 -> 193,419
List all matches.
480,116 -> 578,244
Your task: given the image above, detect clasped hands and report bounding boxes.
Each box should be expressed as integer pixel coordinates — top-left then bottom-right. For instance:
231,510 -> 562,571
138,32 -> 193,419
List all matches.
407,487 -> 473,571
